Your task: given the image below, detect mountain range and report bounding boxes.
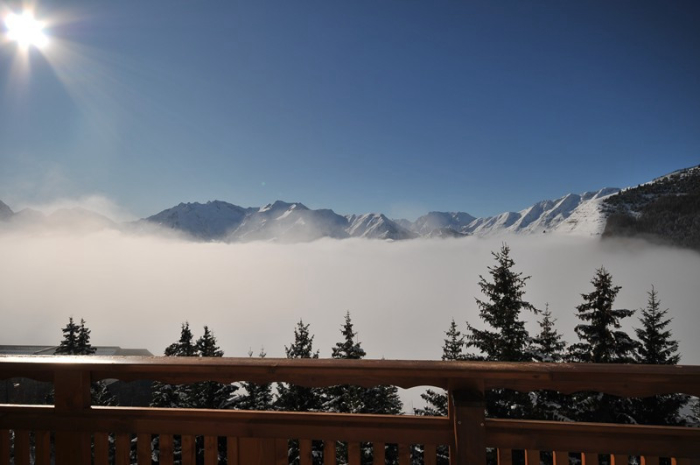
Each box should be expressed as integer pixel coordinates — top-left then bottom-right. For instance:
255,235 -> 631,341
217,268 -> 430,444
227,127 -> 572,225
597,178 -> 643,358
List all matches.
1,165 -> 698,248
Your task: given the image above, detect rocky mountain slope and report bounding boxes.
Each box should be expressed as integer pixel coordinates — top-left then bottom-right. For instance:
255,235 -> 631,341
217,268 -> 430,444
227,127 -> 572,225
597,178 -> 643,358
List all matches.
602,165 -> 700,250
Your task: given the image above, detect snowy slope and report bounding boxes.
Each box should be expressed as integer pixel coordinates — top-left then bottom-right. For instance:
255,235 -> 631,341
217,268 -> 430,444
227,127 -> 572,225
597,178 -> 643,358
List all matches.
411,211 -> 476,235
461,188 -> 620,236
230,201 -> 350,242
346,213 -> 416,240
144,201 -> 255,240
0,200 -> 13,221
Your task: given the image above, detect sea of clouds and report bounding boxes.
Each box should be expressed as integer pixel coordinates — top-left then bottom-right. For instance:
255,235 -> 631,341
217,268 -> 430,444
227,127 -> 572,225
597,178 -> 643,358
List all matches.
1,223 -> 698,368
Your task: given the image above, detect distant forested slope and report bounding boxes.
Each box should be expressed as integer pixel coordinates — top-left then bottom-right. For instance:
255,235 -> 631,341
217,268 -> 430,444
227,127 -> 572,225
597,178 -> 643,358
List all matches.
602,165 -> 700,250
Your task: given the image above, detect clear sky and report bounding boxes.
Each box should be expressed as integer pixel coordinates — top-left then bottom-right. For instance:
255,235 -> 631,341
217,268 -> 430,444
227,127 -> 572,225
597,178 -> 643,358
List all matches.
1,0 -> 698,220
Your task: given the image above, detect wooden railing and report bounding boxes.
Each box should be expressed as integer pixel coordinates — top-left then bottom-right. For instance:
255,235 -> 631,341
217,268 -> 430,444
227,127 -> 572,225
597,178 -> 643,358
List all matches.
0,356 -> 699,465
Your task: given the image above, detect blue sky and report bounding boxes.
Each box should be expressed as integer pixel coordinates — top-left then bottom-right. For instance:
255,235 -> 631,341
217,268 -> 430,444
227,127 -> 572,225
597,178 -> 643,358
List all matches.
1,0 -> 698,220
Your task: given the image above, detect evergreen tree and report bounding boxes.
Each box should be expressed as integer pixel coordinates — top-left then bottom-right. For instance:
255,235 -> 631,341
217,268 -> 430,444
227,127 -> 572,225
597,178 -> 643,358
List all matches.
276,320 -> 325,465
568,267 -> 636,364
531,305 -> 566,363
633,287 -> 688,425
325,312 -> 402,465
530,305 -> 569,421
567,267 -> 636,424
415,319 -> 466,417
193,326 -> 236,409
276,320 -> 322,412
232,349 -> 275,411
77,319 -> 97,355
54,317 -> 80,355
324,312 -> 367,414
53,317 -> 115,406
466,244 -> 538,418
151,322 -> 198,408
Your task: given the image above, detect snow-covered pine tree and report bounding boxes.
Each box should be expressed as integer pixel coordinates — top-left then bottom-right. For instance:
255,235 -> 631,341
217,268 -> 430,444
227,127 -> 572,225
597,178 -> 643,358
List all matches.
568,267 -> 636,364
232,349 -> 275,411
325,312 -> 402,465
190,326 -> 235,465
53,318 -> 115,406
531,305 -> 566,363
466,244 -> 538,418
633,286 -> 688,425
530,305 -> 569,421
77,319 -> 97,355
416,319 -> 466,417
151,322 -> 198,408
276,319 -> 322,412
324,312 -> 366,414
193,326 -> 236,409
414,319 -> 467,465
54,317 -> 80,355
567,267 -> 636,424
276,320 -> 323,465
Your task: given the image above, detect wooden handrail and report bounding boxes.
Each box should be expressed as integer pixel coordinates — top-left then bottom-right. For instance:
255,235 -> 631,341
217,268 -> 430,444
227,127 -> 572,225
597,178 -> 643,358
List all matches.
1,356 -> 699,465
1,355 -> 699,397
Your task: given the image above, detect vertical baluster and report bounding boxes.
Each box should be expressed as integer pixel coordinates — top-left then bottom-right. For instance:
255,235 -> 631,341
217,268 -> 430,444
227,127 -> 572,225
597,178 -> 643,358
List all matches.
115,432 -> 131,465
374,443 -> 386,465
94,432 -> 109,465
582,453 -> 600,465
526,450 -> 540,465
612,455 -> 628,465
204,436 -> 218,465
424,444 -> 437,465
14,430 -> 30,465
498,449 -> 513,465
324,440 -> 336,465
181,435 -> 196,465
670,458 -> 689,465
300,439 -> 313,465
399,444 -> 411,465
54,370 -> 91,465
159,434 -> 174,465
0,430 -> 9,464
641,457 -> 660,465
275,438 -> 288,465
553,451 -> 569,465
227,437 -> 240,465
34,431 -> 51,465
138,433 -> 152,465
348,442 -> 361,465
450,389 -> 486,465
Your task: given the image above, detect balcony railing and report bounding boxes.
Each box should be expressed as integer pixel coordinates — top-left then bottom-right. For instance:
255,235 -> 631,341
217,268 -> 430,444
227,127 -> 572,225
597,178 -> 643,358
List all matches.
0,356 -> 699,465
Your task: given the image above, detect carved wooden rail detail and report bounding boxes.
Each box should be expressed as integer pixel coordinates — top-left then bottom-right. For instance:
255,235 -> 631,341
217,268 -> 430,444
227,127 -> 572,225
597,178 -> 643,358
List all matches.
0,356 -> 699,465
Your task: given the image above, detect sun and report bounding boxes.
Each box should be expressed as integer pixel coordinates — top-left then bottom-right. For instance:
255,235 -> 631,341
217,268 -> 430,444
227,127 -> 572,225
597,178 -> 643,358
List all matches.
4,10 -> 49,49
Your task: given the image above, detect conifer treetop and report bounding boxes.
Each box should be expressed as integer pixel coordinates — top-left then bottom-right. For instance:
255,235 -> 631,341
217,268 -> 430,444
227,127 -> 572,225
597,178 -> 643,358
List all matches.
196,325 -> 224,357
164,322 -> 197,357
532,304 -> 566,363
569,266 -> 636,363
635,286 -> 680,365
467,244 -> 538,362
443,318 -> 467,361
55,317 -> 96,355
332,311 -> 366,360
286,319 -> 319,359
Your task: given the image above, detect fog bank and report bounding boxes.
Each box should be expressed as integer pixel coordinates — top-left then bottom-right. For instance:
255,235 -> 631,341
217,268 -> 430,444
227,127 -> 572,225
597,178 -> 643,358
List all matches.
1,229 -> 698,368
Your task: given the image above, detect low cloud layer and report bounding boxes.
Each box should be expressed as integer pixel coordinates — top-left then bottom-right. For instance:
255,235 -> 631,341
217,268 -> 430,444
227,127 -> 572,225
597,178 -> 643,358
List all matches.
1,227 -> 699,368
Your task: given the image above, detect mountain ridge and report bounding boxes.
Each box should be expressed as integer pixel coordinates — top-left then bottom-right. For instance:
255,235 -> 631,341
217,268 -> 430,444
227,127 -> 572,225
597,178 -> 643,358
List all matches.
2,165 -> 698,247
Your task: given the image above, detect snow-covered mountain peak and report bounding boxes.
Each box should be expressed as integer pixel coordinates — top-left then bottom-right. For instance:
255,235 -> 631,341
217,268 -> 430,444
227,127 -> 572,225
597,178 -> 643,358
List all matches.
259,200 -> 308,213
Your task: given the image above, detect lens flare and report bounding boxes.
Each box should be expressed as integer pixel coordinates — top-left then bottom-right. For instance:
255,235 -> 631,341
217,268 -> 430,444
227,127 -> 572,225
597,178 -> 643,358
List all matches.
4,10 -> 49,49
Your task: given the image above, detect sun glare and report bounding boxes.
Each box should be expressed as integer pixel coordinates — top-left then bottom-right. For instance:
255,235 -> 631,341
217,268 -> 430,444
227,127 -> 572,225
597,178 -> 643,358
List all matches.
4,10 -> 49,49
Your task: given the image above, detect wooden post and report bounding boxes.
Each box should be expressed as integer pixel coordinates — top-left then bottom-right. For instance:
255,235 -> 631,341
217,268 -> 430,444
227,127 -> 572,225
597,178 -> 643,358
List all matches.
450,389 -> 486,465
54,369 -> 92,465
